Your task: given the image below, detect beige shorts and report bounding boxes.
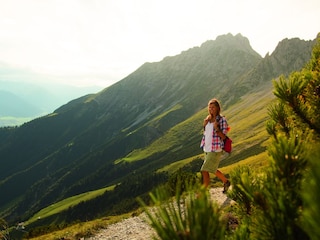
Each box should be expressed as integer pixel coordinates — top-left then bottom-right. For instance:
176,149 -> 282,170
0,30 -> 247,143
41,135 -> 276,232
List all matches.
200,152 -> 222,173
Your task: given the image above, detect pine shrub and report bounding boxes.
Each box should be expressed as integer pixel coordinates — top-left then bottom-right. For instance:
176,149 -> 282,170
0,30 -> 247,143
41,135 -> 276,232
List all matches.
139,184 -> 227,240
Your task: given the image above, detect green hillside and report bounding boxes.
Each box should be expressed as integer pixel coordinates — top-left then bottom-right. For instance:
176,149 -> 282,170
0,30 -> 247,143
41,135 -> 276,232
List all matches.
25,185 -> 114,226
23,83 -> 274,229
122,82 -> 274,165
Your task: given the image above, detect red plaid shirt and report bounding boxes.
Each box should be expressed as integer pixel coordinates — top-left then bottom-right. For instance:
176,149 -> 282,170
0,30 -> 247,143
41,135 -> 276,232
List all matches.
200,116 -> 228,152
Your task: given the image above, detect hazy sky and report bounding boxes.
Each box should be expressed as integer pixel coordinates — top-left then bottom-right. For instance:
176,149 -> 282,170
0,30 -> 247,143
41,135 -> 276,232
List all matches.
0,0 -> 319,88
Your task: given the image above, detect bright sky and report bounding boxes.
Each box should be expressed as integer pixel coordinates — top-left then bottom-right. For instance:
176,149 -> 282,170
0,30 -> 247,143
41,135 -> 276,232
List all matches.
0,0 -> 319,88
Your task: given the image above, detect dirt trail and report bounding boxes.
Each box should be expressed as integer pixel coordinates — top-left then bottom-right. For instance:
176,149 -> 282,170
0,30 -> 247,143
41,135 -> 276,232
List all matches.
87,187 -> 233,240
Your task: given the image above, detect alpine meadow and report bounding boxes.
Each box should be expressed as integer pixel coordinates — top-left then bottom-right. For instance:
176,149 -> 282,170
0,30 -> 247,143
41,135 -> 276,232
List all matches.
0,33 -> 319,239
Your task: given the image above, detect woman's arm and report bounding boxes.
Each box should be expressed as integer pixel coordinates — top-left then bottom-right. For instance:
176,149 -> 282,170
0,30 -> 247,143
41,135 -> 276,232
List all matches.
203,114 -> 212,129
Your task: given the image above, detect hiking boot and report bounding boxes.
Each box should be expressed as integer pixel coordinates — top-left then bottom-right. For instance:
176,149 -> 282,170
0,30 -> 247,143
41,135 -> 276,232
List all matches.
223,180 -> 231,194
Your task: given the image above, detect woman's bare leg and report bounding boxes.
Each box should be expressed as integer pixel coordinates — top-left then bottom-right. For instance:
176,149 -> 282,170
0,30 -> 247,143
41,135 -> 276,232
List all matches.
215,169 -> 228,183
201,171 -> 210,187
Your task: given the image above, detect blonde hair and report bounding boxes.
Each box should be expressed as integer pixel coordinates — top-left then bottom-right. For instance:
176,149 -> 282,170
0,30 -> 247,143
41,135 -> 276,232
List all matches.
208,98 -> 221,115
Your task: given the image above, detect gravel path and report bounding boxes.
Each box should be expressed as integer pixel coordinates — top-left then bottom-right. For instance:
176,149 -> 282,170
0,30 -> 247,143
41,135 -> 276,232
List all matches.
87,187 -> 233,240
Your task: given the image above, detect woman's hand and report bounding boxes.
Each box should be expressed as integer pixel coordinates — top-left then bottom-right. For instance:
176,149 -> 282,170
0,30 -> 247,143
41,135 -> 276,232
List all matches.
203,115 -> 212,128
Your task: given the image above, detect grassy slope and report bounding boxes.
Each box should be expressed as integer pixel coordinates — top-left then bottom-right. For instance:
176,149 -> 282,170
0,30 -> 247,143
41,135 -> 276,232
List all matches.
25,185 -> 115,226
123,83 -> 275,167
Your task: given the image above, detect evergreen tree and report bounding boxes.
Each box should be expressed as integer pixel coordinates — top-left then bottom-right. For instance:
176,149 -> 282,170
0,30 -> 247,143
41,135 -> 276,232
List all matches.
229,33 -> 320,240
268,32 -> 320,239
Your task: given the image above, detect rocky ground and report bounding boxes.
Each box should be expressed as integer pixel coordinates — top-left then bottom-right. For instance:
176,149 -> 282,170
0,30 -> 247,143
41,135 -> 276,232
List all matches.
87,187 -> 234,240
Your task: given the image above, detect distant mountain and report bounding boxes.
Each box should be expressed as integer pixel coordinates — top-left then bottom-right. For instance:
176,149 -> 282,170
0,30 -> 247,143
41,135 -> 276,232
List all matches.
0,90 -> 42,117
0,33 -> 316,225
0,79 -> 103,126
